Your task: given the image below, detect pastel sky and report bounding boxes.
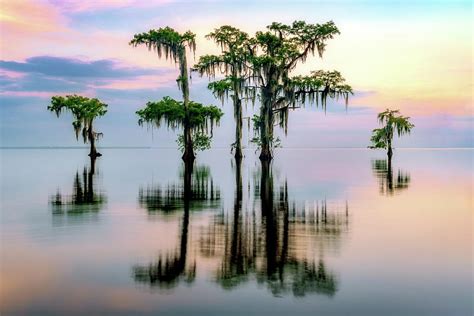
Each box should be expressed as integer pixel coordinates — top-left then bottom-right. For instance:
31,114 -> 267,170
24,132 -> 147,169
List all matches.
0,0 -> 472,148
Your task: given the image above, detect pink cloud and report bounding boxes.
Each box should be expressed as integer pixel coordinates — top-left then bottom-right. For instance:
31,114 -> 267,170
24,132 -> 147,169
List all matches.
0,0 -> 69,60
49,0 -> 173,12
0,0 -> 67,33
0,69 -> 26,79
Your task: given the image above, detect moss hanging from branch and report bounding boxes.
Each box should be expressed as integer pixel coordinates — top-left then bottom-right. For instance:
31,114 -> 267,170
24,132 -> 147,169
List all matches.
192,26 -> 252,158
136,96 -> 223,152
285,70 -> 353,111
242,20 -> 352,159
369,109 -> 415,158
48,95 -> 108,143
47,95 -> 107,157
130,27 -> 196,64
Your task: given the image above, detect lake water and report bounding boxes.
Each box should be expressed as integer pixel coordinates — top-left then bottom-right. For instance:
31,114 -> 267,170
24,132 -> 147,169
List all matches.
1,148 -> 472,315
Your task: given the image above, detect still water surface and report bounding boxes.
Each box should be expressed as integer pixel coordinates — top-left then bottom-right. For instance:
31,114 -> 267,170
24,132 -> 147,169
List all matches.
1,148 -> 472,315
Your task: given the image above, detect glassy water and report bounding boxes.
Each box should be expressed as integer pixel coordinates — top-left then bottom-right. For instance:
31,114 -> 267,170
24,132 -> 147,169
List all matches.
1,148 -> 472,315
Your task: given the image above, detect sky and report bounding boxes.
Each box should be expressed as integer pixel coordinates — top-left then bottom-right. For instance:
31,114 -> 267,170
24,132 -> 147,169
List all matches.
0,0 -> 472,148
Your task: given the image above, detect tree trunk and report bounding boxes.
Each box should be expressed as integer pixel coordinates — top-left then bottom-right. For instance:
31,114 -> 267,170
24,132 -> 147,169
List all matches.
232,69 -> 243,160
179,49 -> 190,106
259,87 -> 273,161
182,125 -> 195,162
387,155 -> 393,193
179,48 -> 195,162
87,121 -> 101,158
234,97 -> 243,160
259,144 -> 272,161
386,128 -> 393,160
235,157 -> 242,204
260,160 -> 273,215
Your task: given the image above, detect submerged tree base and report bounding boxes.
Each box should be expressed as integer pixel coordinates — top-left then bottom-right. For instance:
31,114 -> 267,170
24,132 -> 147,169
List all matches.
234,149 -> 243,160
89,152 -> 102,158
259,149 -> 273,161
182,152 -> 195,163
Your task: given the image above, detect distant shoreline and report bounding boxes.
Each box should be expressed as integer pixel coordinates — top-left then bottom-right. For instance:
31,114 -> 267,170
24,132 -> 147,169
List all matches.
0,147 -> 472,150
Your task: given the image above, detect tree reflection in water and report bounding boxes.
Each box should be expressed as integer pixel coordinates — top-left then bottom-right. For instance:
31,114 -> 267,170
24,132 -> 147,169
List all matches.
49,157 -> 106,215
201,160 -> 349,297
133,162 -> 221,289
133,159 -> 350,297
372,159 -> 411,195
137,164 -> 220,213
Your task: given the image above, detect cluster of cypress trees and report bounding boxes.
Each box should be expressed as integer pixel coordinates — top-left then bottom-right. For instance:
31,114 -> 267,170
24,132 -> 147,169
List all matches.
48,21 -> 413,162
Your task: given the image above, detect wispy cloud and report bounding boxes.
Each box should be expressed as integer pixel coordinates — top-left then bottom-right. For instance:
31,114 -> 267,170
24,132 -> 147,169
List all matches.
0,56 -> 175,97
0,56 -> 155,78
0,0 -> 67,33
49,0 -> 173,12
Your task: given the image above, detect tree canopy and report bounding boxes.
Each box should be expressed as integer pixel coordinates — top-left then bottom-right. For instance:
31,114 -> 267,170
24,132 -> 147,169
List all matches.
193,26 -> 252,158
129,27 -> 196,63
369,109 -> 415,154
48,95 -> 108,143
136,96 -> 223,152
250,21 -> 352,157
48,94 -> 107,157
137,97 -> 222,131
193,21 -> 352,160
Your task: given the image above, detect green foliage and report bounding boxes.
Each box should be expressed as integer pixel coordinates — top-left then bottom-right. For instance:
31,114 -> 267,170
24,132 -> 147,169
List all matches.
193,26 -> 253,156
250,114 -> 281,150
137,96 -> 184,129
194,26 -> 250,77
193,26 -> 252,105
288,70 -> 353,108
248,20 -> 350,107
207,78 -> 234,104
245,21 -> 352,156
207,25 -> 250,51
251,114 -> 262,129
136,96 -> 223,152
377,109 -> 415,137
193,54 -> 227,78
132,22 -> 351,158
251,20 -> 340,73
369,128 -> 389,149
129,26 -> 196,63
369,109 -> 415,150
47,95 -> 107,143
177,132 -> 212,152
137,96 -> 223,132
250,135 -> 281,150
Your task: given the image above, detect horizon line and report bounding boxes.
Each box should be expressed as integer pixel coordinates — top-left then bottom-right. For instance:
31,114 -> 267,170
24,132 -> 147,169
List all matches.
1,146 -> 472,150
